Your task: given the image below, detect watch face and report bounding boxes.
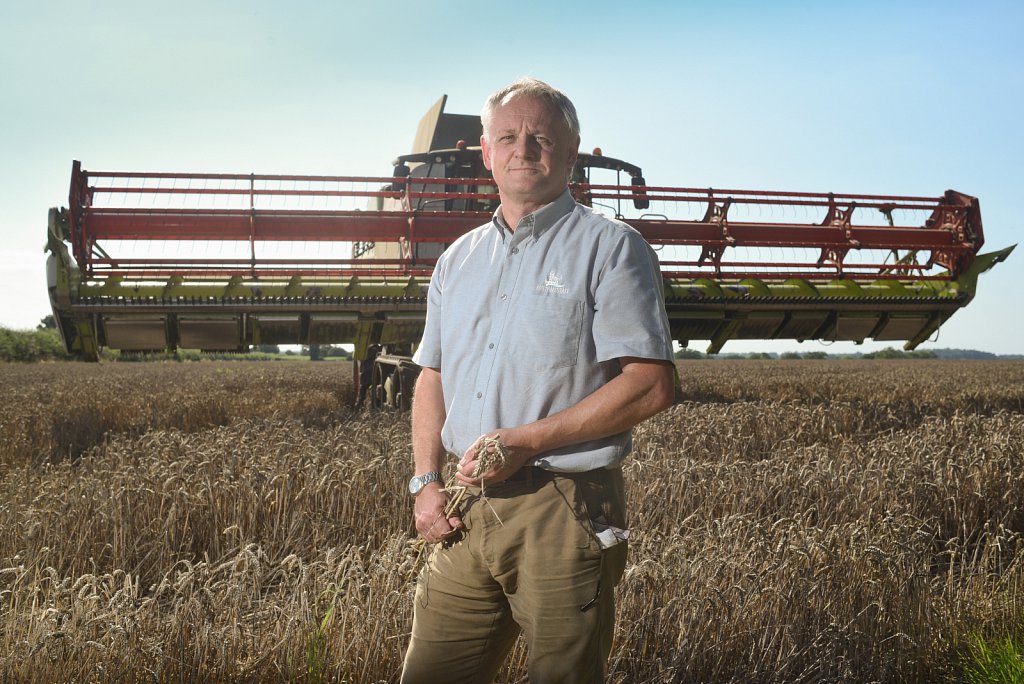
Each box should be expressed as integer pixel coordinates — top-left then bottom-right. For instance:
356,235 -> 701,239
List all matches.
409,472 -> 440,495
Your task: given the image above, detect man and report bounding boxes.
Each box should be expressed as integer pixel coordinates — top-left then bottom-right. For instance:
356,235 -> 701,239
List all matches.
401,77 -> 676,683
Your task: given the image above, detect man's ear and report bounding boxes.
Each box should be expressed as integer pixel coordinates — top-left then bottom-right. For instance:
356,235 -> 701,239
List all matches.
480,135 -> 493,171
567,135 -> 580,169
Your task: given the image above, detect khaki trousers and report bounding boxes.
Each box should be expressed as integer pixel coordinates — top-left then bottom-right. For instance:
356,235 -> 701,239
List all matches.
401,467 -> 629,684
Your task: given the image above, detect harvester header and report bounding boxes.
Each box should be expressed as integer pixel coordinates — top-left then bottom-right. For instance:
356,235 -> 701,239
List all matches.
46,95 -> 1013,382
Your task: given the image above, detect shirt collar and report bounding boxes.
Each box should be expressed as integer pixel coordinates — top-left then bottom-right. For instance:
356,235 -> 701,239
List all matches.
490,189 -> 577,241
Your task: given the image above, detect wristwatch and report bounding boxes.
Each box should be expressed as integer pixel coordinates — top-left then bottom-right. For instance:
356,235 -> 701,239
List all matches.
408,471 -> 442,495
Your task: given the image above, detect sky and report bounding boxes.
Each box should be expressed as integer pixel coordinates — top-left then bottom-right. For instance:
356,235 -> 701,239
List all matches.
1,0 -> 1020,355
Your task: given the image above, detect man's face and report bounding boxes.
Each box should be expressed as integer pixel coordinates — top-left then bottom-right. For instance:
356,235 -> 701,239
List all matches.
480,94 -> 580,209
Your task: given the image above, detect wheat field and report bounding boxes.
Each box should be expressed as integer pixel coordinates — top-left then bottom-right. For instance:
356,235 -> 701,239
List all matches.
1,359 -> 1022,682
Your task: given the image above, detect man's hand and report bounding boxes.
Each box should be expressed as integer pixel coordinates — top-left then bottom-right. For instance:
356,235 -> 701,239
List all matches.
456,429 -> 534,487
413,482 -> 463,544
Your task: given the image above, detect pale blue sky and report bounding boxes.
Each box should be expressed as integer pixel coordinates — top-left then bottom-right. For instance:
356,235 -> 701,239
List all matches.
1,1 -> 1020,354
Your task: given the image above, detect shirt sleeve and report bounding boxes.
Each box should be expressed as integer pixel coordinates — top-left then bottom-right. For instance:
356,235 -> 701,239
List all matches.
412,256 -> 444,369
591,228 -> 675,364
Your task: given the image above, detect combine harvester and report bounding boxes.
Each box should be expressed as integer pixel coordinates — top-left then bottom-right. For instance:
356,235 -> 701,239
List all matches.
46,96 -> 1014,408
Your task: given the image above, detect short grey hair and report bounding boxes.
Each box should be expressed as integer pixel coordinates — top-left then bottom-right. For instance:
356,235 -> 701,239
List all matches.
481,77 -> 580,141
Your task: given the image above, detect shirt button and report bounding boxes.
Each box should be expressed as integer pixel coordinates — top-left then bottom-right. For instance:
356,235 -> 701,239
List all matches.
511,247 -> 519,254
501,294 -> 508,301
488,343 -> 494,349
476,392 -> 483,399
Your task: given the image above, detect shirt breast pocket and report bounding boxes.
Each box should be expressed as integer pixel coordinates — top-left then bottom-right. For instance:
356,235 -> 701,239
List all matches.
513,295 -> 584,370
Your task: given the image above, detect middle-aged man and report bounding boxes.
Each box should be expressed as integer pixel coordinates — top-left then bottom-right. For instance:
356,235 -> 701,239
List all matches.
401,77 -> 676,683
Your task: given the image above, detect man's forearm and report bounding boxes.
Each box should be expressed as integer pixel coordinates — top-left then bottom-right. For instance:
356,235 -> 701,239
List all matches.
411,366 -> 448,474
513,358 -> 675,458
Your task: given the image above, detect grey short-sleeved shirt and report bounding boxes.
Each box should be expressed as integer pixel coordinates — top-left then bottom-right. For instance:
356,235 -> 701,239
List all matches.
413,189 -> 674,472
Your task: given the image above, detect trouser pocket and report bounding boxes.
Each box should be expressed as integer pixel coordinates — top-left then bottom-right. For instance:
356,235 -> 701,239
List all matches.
571,469 -> 629,586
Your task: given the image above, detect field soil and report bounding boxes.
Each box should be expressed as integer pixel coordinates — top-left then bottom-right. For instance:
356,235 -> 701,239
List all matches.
1,359 -> 1022,682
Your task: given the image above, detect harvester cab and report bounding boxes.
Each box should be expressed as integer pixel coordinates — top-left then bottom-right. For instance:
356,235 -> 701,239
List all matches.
45,94 -> 1015,409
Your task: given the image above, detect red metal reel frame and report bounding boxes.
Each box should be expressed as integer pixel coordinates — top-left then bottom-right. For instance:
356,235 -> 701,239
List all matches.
67,161 -> 984,283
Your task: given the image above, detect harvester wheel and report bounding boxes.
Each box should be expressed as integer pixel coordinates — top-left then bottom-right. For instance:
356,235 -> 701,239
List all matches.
352,359 -> 361,406
391,366 -> 410,410
370,361 -> 386,411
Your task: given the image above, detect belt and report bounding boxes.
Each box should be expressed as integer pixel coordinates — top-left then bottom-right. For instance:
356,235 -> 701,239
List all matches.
502,465 -> 552,485
501,465 -> 616,485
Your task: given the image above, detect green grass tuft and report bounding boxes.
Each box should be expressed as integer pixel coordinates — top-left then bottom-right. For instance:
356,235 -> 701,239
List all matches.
960,634 -> 1024,684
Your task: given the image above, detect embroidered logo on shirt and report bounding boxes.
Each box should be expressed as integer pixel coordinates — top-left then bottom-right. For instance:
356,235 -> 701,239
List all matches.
537,269 -> 569,295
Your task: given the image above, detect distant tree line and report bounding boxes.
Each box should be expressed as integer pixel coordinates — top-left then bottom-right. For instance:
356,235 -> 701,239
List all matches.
675,347 -> 941,360
0,317 -> 69,362
860,348 -> 938,360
